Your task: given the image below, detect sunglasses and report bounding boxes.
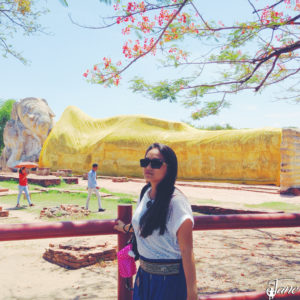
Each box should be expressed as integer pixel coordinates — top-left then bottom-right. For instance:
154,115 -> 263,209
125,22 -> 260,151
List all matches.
140,158 -> 165,169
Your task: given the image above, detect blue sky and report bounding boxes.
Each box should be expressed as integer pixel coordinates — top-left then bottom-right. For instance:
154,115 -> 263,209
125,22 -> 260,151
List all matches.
0,0 -> 299,129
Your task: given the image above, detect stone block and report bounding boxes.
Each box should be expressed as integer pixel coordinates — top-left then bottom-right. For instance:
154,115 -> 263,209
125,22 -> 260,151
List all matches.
36,168 -> 51,176
0,211 -> 9,217
58,169 -> 73,176
43,241 -> 117,269
62,177 -> 78,184
112,177 -> 128,182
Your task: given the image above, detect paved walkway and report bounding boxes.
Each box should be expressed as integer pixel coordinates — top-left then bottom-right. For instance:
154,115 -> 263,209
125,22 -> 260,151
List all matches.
1,175 -> 299,212
89,178 -> 300,211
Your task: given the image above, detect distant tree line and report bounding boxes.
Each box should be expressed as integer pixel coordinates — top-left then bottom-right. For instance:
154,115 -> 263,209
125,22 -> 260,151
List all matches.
186,122 -> 235,130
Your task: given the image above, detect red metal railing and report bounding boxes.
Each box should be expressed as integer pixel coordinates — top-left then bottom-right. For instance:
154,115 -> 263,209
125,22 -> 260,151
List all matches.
0,205 -> 300,300
198,291 -> 300,299
193,212 -> 300,230
0,219 -> 116,241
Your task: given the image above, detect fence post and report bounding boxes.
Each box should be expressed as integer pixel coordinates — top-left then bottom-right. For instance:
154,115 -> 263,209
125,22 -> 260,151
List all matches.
118,204 -> 133,300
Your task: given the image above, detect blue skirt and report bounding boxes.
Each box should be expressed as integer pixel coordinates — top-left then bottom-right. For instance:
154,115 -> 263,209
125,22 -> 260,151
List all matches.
133,255 -> 187,300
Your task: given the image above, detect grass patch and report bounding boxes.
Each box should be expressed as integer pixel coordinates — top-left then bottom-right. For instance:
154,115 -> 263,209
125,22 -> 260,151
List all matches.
0,190 -> 137,221
100,188 -> 138,200
0,180 -> 137,198
118,197 -> 135,204
0,179 -> 40,190
0,179 -> 85,191
245,202 -> 300,212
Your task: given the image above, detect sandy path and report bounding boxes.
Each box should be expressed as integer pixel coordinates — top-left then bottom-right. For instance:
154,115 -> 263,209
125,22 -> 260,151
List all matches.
1,228 -> 300,300
92,178 -> 300,208
0,180 -> 300,299
0,236 -> 118,300
0,200 -> 118,299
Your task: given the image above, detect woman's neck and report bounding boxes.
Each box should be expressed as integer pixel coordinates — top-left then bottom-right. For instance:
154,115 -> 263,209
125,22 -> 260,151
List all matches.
149,183 -> 157,200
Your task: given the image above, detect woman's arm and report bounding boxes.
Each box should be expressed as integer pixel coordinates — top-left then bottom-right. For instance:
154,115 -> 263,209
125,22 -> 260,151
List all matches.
177,219 -> 197,300
114,220 -> 134,233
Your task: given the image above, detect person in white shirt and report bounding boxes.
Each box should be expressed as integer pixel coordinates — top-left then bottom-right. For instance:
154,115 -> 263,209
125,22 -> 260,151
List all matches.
86,163 -> 105,212
114,143 -> 197,300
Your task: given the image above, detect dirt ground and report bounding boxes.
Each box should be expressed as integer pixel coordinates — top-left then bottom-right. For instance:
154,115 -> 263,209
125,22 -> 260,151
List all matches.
0,178 -> 300,299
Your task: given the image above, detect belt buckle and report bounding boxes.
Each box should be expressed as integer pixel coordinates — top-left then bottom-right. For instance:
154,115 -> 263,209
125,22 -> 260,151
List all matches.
160,266 -> 167,272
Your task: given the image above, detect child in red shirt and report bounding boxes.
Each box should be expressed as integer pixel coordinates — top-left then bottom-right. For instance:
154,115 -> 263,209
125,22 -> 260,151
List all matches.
16,167 -> 34,207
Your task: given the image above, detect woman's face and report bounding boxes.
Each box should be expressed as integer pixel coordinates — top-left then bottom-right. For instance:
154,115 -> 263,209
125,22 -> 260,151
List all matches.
143,148 -> 167,185
21,168 -> 26,174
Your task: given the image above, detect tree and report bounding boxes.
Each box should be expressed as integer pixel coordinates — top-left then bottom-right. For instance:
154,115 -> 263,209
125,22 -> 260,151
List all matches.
188,123 -> 235,130
0,99 -> 15,154
0,0 -> 47,63
81,0 -> 300,119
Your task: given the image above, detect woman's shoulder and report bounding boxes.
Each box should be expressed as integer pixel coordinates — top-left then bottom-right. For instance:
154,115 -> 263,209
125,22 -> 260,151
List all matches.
172,187 -> 187,200
170,188 -> 190,208
168,188 -> 193,225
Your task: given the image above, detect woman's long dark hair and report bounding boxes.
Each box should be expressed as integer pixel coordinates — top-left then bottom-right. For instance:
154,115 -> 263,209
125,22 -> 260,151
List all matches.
139,143 -> 178,238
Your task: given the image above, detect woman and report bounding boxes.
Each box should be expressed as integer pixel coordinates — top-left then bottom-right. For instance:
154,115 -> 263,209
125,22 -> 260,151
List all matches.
16,167 -> 34,207
114,143 -> 197,300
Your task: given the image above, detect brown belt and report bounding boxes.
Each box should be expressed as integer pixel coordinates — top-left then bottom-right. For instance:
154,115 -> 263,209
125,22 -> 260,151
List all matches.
139,258 -> 181,275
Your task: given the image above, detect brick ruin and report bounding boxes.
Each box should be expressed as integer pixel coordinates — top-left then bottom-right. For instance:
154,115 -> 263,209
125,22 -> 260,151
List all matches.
0,168 -> 78,187
0,206 -> 9,217
40,204 -> 90,218
43,240 -> 117,269
0,188 -> 9,216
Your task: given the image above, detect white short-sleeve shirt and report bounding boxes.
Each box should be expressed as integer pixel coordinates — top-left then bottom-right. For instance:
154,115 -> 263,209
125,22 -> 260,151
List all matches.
132,187 -> 194,259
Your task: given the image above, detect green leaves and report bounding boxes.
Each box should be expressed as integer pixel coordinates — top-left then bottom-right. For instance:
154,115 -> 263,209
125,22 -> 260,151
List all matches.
0,99 -> 15,154
0,1 -> 48,63
84,0 -> 300,119
130,77 -> 192,102
130,76 -> 233,120
131,78 -> 176,102
58,0 -> 68,7
191,99 -> 230,119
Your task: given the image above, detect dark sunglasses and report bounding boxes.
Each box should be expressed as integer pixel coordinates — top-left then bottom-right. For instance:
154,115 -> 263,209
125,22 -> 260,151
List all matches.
140,158 -> 165,169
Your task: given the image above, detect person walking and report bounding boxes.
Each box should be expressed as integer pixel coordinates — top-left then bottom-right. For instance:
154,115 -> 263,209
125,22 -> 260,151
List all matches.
114,143 -> 197,300
86,163 -> 105,212
16,167 -> 34,208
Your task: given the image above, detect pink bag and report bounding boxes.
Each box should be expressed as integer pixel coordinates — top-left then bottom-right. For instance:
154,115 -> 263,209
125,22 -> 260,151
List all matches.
117,244 -> 137,278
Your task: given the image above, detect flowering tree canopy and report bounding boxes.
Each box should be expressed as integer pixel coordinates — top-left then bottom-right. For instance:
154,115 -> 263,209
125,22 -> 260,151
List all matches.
0,0 -> 47,63
82,0 -> 300,119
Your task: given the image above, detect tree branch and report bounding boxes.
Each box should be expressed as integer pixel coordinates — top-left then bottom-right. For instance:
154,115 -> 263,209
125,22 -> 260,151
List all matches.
69,2 -> 182,30
255,55 -> 279,91
190,1 -> 212,30
101,0 -> 189,82
247,0 -> 261,22
239,40 -> 300,86
263,67 -> 300,87
255,0 -> 285,13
